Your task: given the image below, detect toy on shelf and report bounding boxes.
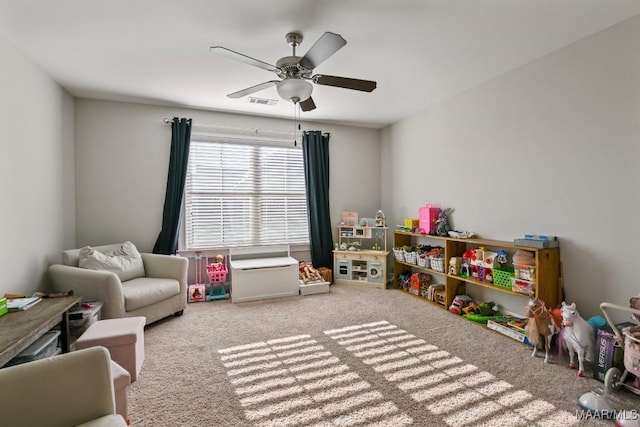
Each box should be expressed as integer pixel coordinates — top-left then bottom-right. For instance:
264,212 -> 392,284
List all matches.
463,301 -> 500,323
496,250 -> 508,267
560,301 -> 595,377
524,297 -> 559,364
435,208 -> 453,237
513,249 -> 535,265
449,295 -> 473,315
448,257 -> 462,276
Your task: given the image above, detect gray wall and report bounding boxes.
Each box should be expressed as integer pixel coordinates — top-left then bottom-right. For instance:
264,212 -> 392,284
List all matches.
383,15 -> 640,321
0,35 -> 75,296
74,99 -> 382,259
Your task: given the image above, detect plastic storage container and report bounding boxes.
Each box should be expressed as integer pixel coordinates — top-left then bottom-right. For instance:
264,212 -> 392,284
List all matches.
511,277 -> 535,296
69,301 -> 103,340
514,263 -> 536,281
6,330 -> 60,366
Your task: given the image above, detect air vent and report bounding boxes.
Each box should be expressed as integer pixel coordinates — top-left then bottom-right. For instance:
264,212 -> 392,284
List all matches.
248,97 -> 278,106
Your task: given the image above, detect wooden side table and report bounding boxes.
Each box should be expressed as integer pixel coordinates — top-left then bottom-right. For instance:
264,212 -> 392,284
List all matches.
0,296 -> 81,367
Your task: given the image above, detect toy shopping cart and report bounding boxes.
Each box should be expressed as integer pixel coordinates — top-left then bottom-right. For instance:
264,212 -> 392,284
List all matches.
600,301 -> 640,395
205,255 -> 228,301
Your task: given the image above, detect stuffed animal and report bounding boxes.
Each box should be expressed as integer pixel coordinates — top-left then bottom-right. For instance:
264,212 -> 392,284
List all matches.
435,208 -> 453,236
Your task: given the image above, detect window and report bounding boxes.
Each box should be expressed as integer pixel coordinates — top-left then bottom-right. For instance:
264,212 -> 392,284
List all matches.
183,132 -> 309,250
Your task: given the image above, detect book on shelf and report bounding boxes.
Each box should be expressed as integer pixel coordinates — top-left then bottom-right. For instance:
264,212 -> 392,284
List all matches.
7,296 -> 41,311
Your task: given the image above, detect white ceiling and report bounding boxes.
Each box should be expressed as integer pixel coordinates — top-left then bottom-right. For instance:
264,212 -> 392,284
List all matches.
1,0 -> 639,129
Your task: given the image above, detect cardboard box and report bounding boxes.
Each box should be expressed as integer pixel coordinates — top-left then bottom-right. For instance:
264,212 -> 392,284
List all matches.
593,323 -> 635,381
403,218 -> 419,229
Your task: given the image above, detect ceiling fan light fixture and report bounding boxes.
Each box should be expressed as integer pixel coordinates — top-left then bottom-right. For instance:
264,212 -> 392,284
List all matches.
277,78 -> 312,104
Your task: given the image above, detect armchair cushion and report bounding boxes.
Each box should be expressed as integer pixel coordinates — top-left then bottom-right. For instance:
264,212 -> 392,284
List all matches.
122,277 -> 181,311
79,241 -> 145,281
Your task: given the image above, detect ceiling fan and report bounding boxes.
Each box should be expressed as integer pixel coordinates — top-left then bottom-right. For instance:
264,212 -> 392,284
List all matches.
210,31 -> 377,112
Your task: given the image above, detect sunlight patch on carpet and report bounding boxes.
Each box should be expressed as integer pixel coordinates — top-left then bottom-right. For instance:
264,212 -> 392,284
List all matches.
218,320 -> 581,426
325,320 -> 581,427
218,333 -> 413,426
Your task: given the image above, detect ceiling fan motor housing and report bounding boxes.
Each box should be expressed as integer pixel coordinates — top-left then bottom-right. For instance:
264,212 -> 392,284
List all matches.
276,56 -> 311,79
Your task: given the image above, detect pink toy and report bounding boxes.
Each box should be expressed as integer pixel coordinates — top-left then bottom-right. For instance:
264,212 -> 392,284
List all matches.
206,254 -> 227,283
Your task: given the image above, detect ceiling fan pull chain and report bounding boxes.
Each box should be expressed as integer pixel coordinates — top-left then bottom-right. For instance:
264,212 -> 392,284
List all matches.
294,102 -> 298,146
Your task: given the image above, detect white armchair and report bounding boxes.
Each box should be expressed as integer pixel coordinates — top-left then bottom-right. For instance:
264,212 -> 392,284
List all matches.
49,242 -> 188,325
0,346 -> 127,427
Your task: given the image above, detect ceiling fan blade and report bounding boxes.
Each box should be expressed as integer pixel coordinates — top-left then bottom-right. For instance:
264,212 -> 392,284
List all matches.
313,74 -> 377,92
210,46 -> 278,73
227,80 -> 279,99
299,32 -> 346,70
299,96 -> 316,112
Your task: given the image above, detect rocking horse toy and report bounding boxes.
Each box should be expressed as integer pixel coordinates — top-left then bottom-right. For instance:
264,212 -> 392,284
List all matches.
524,297 -> 559,364
560,301 -> 595,377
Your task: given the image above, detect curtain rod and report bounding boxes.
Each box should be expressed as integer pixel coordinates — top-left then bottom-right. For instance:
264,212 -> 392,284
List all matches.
163,118 -> 296,139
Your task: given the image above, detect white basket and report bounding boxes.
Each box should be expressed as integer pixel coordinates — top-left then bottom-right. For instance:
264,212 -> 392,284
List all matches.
404,251 -> 418,264
417,254 -> 429,268
429,256 -> 445,272
393,248 -> 405,262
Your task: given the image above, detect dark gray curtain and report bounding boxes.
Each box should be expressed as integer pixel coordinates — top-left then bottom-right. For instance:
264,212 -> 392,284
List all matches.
153,117 -> 192,255
302,130 -> 333,268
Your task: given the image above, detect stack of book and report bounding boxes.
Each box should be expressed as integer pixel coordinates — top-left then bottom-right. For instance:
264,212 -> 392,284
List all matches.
6,296 -> 41,312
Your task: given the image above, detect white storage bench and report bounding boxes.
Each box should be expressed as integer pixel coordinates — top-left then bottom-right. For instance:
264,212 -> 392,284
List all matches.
229,245 -> 299,303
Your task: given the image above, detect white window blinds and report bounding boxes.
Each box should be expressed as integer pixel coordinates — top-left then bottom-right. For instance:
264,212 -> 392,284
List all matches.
184,135 -> 309,250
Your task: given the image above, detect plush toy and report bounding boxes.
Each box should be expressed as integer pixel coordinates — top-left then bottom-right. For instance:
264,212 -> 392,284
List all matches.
435,208 -> 453,236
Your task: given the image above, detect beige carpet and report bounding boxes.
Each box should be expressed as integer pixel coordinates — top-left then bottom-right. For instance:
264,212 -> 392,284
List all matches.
128,286 -> 637,426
